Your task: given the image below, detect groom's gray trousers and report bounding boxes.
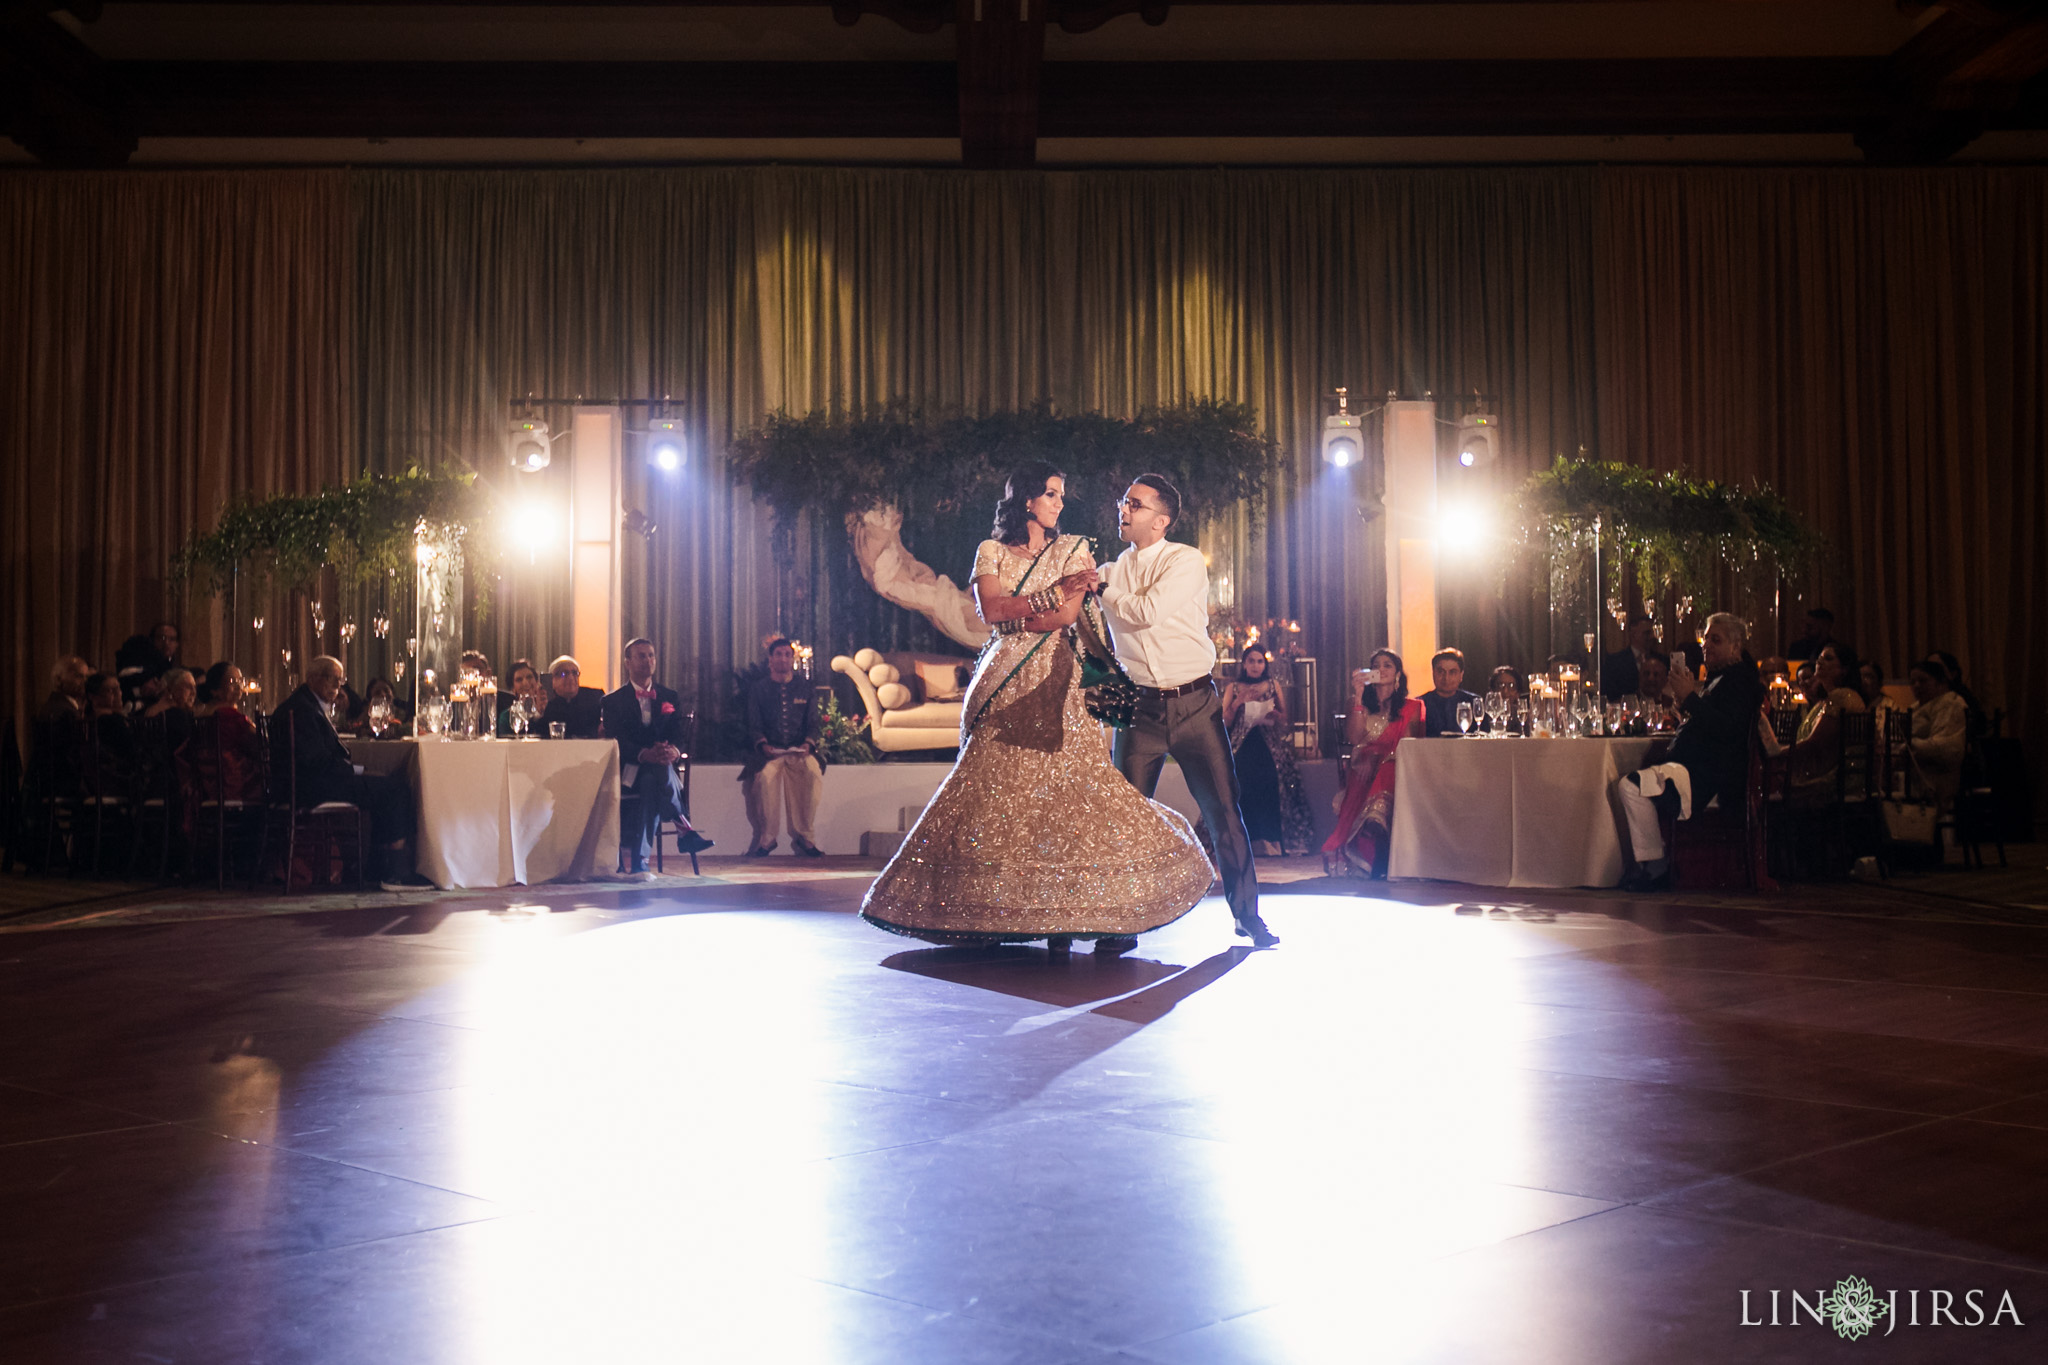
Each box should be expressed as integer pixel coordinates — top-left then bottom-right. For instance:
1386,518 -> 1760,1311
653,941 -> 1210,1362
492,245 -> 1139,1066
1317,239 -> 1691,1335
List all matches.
1111,681 -> 1260,926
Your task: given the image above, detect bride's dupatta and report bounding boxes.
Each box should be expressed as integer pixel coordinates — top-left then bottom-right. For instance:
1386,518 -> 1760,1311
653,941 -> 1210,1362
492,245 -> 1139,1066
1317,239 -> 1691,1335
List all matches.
966,536 -> 1063,733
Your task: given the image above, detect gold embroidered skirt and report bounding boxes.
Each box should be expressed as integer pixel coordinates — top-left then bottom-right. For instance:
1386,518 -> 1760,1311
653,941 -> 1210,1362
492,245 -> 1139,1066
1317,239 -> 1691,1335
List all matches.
861,631 -> 1215,944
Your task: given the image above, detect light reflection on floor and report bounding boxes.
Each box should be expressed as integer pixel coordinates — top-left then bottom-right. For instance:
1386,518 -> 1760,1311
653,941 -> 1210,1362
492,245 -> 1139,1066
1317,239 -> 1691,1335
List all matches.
15,879 -> 2046,1363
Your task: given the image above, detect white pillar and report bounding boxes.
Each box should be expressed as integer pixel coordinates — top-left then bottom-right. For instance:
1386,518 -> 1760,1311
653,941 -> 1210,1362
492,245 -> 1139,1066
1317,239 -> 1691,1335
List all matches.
1382,400 -> 1439,671
570,406 -> 623,694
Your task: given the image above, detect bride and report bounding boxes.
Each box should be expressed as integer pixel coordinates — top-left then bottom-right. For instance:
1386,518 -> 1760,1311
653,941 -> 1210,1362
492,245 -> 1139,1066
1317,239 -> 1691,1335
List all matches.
860,461 -> 1215,954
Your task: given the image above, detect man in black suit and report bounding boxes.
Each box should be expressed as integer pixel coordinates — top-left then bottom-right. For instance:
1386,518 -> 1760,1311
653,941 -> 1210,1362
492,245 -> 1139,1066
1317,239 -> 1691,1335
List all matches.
1420,648 -> 1481,737
271,655 -> 427,890
601,638 -> 712,876
1613,614 -> 1764,891
1601,614 -> 1656,701
541,655 -> 604,738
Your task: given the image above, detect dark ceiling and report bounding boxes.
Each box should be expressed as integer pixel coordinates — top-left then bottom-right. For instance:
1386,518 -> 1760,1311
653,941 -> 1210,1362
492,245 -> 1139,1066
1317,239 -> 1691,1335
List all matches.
6,1 -> 2047,169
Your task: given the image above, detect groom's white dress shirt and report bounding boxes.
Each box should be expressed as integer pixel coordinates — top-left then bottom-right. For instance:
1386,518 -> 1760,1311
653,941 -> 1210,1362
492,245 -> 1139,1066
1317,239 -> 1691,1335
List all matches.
1100,539 -> 1215,689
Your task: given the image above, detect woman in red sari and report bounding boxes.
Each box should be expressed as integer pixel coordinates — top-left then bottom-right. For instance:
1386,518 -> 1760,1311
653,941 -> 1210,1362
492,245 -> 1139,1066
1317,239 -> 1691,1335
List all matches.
1322,648 -> 1425,878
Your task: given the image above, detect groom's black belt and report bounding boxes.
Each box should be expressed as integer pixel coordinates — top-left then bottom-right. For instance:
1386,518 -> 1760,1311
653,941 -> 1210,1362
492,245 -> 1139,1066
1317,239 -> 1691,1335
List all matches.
1134,677 -> 1214,701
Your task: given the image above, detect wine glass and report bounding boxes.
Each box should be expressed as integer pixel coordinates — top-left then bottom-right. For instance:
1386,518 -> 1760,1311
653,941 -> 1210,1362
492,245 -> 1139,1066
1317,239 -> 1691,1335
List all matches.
368,698 -> 391,739
1483,690 -> 1502,736
1456,700 -> 1473,735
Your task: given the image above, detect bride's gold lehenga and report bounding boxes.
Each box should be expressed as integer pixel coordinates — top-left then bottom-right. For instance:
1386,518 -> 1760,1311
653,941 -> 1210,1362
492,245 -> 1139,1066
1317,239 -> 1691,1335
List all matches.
861,535 -> 1215,945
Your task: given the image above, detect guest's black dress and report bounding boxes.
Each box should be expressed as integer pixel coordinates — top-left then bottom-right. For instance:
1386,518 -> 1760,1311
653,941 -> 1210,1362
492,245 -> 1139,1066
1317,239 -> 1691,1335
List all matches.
1225,681 -> 1314,854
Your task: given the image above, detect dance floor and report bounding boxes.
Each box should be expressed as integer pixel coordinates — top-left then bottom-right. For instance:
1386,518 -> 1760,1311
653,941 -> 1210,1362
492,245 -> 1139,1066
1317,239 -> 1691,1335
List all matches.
4,860 -> 2047,1363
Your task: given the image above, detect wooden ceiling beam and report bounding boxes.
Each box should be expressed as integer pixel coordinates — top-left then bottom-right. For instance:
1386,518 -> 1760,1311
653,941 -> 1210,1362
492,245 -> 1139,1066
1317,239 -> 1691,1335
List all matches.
2,4 -> 138,164
1858,1 -> 2048,162
102,55 -> 1913,144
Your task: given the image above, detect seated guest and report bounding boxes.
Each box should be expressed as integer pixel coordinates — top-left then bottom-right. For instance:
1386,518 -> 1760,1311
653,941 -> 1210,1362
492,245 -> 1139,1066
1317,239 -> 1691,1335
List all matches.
497,657 -> 544,736
270,655 -> 429,890
741,638 -> 827,857
1922,649 -> 1986,739
116,622 -> 182,710
1857,659 -> 1887,709
1321,649 -> 1424,878
541,655 -> 604,737
1757,642 -> 1865,804
136,667 -> 199,770
459,649 -> 494,682
181,662 -> 267,809
40,655 -> 92,722
1421,647 -> 1481,737
1904,658 -> 1969,807
1785,607 -> 1837,663
1612,613 -> 1764,892
601,638 -> 713,876
83,671 -> 139,795
351,677 -> 410,736
1222,645 -> 1314,857
1635,650 -> 1673,703
1602,614 -> 1655,701
1482,664 -> 1522,734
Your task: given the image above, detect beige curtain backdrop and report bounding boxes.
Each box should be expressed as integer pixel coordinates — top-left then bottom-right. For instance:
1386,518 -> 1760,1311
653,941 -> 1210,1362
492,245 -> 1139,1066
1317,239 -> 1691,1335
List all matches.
4,164 -> 2042,809
347,166 -> 1595,728
1597,167 -> 2048,789
1,170 -> 354,726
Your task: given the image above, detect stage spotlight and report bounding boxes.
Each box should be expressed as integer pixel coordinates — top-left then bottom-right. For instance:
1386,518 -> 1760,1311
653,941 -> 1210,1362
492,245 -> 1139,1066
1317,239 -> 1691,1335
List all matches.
508,419 -> 551,473
647,419 -> 684,473
507,499 -> 556,563
1439,497 -> 1493,550
1322,405 -> 1365,468
1454,410 -> 1498,469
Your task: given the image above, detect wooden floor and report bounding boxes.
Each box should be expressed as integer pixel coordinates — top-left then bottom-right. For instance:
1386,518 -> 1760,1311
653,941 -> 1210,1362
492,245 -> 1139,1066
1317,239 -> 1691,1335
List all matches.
3,854 -> 2046,1362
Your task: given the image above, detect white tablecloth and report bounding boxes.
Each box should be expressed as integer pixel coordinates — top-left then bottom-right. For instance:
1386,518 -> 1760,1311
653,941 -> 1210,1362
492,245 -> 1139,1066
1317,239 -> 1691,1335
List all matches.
1388,737 -> 1657,888
347,739 -> 621,889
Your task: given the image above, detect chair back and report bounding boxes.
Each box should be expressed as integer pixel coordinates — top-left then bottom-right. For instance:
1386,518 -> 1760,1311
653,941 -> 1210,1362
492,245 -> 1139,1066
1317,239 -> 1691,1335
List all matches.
1836,707 -> 1877,802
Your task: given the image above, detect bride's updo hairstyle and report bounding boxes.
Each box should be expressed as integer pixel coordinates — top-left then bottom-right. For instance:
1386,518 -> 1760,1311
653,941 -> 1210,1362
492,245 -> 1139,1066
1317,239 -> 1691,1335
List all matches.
990,460 -> 1066,546
1360,648 -> 1409,715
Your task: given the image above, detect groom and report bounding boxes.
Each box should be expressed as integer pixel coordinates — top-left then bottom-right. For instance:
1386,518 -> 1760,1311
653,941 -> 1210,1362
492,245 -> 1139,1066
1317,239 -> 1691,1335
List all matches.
1089,474 -> 1278,948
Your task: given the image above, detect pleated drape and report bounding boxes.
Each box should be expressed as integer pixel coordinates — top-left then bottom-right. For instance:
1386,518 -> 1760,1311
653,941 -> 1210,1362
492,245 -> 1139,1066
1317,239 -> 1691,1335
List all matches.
1,169 -> 353,721
345,166 -> 1598,722
4,163 -> 2042,807
1596,167 -> 2048,789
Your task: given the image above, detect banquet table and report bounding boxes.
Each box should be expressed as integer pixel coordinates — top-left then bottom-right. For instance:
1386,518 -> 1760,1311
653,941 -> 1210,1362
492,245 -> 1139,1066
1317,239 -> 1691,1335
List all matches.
1387,736 -> 1658,888
344,738 -> 621,889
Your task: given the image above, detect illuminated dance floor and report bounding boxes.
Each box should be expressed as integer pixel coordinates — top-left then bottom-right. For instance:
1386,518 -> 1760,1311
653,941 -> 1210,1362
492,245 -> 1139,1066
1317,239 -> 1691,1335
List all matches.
4,866 -> 2047,1362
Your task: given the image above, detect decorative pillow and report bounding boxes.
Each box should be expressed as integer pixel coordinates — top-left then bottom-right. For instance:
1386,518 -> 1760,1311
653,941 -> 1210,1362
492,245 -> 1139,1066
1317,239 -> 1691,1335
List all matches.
914,660 -> 968,702
852,648 -> 882,671
867,663 -> 900,688
876,682 -> 913,710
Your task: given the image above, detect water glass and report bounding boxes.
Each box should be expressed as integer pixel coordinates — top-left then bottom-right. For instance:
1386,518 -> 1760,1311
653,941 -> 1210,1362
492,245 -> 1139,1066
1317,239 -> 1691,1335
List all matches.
1456,700 -> 1473,735
549,721 -> 567,740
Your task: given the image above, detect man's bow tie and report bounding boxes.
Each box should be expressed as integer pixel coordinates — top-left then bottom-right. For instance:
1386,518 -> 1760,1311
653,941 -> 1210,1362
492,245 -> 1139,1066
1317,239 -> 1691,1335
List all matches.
635,686 -> 656,701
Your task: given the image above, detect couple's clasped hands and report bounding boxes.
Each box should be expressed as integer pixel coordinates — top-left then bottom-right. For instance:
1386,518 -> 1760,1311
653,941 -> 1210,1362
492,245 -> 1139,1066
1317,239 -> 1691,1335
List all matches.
1058,568 -> 1102,597
638,741 -> 683,766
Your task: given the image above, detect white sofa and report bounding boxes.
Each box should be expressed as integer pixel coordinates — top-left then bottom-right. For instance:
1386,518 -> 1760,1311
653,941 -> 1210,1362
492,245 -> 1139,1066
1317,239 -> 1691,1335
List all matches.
831,647 -> 976,753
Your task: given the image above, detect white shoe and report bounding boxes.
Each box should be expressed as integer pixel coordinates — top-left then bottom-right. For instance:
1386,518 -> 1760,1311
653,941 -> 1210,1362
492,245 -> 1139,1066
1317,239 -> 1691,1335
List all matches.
615,870 -> 652,883
1252,840 -> 1283,858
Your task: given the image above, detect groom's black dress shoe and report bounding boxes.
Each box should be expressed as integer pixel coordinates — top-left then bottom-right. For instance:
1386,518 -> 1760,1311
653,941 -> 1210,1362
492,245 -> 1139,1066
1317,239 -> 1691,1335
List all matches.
1094,935 -> 1138,956
1234,915 -> 1280,948
678,830 -> 714,856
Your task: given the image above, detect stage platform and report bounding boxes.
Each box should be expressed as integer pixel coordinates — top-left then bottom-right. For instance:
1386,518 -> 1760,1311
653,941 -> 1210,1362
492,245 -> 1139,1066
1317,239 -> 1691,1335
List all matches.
689,758 -> 1344,856
3,857 -> 2046,1361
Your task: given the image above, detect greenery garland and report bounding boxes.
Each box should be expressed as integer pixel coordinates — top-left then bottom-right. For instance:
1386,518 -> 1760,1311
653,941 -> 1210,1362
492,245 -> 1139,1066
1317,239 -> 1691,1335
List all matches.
729,400 -> 1279,586
172,468 -> 500,615
1503,457 -> 1818,614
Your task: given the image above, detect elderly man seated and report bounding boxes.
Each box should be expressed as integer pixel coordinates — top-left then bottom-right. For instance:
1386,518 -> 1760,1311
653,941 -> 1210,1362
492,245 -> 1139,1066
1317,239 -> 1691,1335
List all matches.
540,655 -> 605,738
271,655 -> 429,891
1613,614 -> 1763,892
